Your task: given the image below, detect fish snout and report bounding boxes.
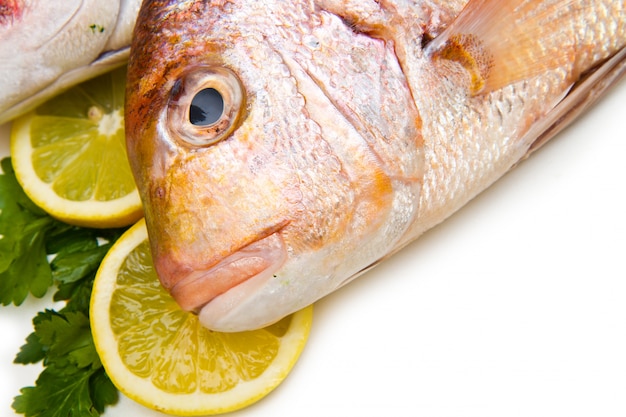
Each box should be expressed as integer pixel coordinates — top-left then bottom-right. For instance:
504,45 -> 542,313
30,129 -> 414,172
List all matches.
154,231 -> 288,313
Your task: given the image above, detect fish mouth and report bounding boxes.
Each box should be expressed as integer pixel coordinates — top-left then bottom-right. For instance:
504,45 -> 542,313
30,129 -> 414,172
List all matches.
169,232 -> 287,312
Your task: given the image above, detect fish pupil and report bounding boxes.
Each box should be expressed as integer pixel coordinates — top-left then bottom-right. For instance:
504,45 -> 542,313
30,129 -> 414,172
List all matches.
189,88 -> 224,126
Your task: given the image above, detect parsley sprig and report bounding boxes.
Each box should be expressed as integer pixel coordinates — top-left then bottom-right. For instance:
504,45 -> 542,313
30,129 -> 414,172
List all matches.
0,158 -> 126,416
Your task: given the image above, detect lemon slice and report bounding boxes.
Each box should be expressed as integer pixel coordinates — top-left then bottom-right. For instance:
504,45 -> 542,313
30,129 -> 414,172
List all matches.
90,219 -> 313,415
10,66 -> 142,228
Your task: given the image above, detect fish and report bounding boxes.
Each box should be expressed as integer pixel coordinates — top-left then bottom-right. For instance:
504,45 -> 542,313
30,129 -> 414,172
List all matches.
125,0 -> 626,332
0,0 -> 142,124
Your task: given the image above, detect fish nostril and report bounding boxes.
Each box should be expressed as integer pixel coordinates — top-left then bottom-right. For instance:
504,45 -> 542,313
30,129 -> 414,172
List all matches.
154,186 -> 166,199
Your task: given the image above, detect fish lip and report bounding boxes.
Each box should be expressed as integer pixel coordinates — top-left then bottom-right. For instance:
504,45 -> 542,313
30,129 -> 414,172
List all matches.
169,231 -> 287,312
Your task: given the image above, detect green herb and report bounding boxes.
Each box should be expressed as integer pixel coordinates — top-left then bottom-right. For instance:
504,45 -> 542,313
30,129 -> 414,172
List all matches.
89,24 -> 105,33
12,311 -> 117,417
0,157 -> 64,306
0,157 -> 126,416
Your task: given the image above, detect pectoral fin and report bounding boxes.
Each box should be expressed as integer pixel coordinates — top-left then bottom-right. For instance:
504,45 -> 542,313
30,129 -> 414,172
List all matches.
426,0 -> 580,94
522,46 -> 626,158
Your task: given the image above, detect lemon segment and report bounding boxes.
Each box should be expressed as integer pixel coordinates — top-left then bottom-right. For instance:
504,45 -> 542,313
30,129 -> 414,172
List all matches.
91,219 -> 313,415
10,66 -> 142,228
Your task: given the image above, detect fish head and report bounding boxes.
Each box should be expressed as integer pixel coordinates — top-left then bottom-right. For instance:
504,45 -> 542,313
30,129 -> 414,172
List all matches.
0,0 -> 142,123
126,0 -> 423,331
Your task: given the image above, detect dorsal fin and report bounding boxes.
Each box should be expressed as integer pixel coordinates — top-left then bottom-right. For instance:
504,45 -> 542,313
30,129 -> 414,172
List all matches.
426,0 -> 581,95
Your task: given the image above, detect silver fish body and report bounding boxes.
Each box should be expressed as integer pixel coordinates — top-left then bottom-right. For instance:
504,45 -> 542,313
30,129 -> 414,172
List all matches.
125,0 -> 626,331
0,0 -> 141,124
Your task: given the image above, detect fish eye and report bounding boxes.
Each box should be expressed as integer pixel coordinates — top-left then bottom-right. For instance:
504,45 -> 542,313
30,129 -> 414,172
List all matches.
168,67 -> 244,147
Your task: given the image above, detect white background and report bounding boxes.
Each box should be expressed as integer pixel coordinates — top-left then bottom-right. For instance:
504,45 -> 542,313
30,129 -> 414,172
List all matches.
1,77 -> 625,417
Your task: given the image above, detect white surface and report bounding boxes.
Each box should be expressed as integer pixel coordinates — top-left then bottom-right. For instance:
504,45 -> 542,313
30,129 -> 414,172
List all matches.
1,78 -> 625,417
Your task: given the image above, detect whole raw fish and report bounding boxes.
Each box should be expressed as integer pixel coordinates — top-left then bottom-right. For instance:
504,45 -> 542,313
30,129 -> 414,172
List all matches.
0,0 -> 141,124
125,0 -> 626,331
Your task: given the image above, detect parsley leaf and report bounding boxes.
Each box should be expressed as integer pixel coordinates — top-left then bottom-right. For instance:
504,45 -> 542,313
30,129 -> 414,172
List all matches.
12,310 -> 119,416
13,366 -> 107,417
52,237 -> 113,285
0,158 -> 66,305
14,332 -> 45,365
90,369 -> 119,414
51,227 -> 125,313
34,310 -> 101,369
